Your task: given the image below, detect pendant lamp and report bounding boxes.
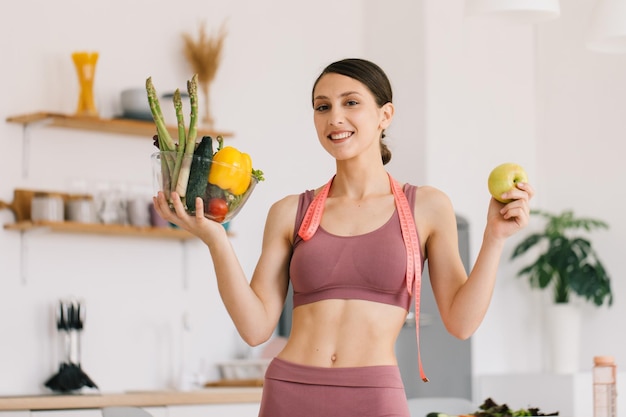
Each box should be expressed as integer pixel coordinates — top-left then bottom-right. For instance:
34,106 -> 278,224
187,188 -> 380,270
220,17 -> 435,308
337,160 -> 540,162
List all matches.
465,0 -> 560,24
586,0 -> 626,54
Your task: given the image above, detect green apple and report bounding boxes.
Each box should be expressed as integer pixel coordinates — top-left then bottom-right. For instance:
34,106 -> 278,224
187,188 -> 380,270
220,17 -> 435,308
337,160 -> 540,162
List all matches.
488,163 -> 528,203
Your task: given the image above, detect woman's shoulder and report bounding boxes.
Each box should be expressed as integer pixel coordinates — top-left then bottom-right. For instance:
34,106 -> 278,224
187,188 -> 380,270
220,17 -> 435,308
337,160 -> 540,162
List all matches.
265,188 -> 319,241
414,184 -> 449,199
268,193 -> 300,218
267,188 -> 315,223
270,184 -> 325,212
413,184 -> 455,217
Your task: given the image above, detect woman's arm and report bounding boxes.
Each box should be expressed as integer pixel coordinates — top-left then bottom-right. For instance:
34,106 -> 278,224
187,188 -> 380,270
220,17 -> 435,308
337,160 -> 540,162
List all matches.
415,182 -> 533,339
153,191 -> 297,346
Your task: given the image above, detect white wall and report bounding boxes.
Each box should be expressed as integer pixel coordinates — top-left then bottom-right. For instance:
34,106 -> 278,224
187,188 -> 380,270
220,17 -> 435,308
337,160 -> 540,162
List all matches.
1,0 -> 624,399
423,0 -> 541,376
536,1 -> 625,371
423,0 -> 625,379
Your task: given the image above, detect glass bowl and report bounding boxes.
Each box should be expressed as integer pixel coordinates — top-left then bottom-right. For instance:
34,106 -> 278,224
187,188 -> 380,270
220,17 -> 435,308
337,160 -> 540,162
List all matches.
151,151 -> 259,224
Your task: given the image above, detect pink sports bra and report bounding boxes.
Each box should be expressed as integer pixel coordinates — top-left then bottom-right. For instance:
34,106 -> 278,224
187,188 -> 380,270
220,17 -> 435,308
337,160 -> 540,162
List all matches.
290,174 -> 429,382
290,187 -> 416,311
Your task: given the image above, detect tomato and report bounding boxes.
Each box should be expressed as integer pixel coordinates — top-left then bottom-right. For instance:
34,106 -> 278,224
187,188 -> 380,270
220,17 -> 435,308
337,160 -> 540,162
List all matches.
205,197 -> 228,222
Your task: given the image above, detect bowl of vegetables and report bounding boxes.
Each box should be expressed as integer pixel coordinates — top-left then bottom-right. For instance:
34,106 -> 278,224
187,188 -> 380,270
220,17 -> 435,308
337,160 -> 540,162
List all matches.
147,74 -> 263,224
152,138 -> 264,223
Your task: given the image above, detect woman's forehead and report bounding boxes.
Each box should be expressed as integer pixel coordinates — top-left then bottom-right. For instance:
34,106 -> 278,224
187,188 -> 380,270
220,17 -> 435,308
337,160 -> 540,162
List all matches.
313,73 -> 369,99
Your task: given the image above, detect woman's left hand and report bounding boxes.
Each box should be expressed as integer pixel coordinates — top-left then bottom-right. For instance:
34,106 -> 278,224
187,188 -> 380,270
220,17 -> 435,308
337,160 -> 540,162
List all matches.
486,182 -> 535,240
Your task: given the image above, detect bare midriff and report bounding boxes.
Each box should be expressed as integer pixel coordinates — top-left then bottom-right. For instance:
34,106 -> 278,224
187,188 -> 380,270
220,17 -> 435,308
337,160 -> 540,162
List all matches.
276,299 -> 408,368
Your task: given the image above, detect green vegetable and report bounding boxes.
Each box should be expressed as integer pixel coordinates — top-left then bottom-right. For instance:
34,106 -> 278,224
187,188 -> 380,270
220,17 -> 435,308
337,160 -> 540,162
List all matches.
474,398 -> 559,417
174,76 -> 200,199
146,77 -> 177,185
185,135 -> 214,210
186,74 -> 199,152
146,77 -> 176,153
146,74 -> 201,204
252,168 -> 265,182
171,89 -> 187,196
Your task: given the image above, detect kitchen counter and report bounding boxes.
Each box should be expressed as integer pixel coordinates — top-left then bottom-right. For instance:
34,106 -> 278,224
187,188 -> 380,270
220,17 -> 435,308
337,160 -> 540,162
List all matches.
0,388 -> 263,411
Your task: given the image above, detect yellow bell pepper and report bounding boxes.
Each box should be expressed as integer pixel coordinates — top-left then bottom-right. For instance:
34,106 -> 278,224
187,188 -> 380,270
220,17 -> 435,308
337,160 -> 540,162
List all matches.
208,146 -> 253,195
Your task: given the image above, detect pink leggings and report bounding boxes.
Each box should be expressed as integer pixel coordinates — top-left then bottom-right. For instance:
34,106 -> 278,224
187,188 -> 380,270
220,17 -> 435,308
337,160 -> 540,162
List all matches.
258,357 -> 410,417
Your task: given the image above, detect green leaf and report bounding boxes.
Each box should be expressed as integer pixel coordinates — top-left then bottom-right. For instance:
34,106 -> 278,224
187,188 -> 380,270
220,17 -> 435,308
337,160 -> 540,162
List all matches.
511,233 -> 544,259
511,209 -> 613,308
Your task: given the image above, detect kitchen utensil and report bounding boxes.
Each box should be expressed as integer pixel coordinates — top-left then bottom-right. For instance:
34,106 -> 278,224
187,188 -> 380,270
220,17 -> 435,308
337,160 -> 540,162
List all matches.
44,298 -> 98,393
0,189 -> 37,221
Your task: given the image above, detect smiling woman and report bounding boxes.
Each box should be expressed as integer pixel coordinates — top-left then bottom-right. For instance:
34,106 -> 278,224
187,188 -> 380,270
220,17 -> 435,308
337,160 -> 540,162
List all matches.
152,58 -> 534,417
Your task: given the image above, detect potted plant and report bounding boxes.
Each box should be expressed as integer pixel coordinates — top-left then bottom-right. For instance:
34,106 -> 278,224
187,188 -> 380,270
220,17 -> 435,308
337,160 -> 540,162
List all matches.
511,209 -> 613,307
510,209 -> 613,373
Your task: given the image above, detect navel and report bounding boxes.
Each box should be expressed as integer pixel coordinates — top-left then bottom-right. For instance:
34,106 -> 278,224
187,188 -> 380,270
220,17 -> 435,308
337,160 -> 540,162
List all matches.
331,353 -> 337,362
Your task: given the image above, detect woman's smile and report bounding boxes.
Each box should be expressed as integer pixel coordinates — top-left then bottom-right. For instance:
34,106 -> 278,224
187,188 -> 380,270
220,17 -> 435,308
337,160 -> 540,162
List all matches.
329,131 -> 354,141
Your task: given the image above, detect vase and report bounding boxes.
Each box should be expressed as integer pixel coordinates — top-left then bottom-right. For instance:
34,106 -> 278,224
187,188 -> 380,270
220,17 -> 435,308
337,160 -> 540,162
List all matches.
200,81 -> 214,129
545,303 -> 581,374
71,51 -> 99,117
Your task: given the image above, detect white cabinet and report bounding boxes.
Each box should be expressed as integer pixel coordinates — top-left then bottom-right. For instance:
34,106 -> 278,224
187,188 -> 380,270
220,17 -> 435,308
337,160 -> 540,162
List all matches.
31,410 -> 101,417
26,408 -> 165,417
168,403 -> 260,417
142,408 -> 167,417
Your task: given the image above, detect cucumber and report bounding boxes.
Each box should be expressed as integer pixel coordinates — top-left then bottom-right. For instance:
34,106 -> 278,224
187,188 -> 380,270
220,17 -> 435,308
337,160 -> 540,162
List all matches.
185,136 -> 214,210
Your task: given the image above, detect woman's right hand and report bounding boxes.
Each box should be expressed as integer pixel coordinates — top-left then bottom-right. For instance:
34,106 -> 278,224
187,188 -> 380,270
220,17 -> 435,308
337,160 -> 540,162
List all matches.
152,191 -> 227,242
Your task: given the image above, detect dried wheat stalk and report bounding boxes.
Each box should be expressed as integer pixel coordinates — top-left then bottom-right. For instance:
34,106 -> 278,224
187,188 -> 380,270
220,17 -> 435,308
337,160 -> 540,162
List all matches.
181,20 -> 228,127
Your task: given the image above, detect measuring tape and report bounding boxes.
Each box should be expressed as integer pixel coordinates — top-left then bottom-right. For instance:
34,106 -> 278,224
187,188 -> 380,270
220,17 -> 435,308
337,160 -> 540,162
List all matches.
297,173 -> 428,382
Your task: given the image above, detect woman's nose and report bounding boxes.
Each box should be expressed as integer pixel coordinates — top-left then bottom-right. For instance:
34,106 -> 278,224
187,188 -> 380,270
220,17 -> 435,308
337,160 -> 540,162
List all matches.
328,108 -> 344,125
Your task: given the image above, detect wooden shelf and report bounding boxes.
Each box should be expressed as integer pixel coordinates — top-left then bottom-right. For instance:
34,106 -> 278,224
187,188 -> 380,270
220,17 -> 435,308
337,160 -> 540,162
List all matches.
4,220 -> 196,240
6,112 -> 234,139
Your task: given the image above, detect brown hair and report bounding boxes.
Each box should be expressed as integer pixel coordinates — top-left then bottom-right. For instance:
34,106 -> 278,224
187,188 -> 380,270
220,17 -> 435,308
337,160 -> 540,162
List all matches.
312,58 -> 393,165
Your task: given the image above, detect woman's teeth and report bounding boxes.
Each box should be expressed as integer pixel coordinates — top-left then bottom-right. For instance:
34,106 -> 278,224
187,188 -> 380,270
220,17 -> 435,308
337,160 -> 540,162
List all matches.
330,132 -> 352,140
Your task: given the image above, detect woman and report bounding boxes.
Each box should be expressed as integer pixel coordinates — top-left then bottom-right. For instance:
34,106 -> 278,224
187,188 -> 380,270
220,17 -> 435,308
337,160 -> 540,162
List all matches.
154,58 -> 534,417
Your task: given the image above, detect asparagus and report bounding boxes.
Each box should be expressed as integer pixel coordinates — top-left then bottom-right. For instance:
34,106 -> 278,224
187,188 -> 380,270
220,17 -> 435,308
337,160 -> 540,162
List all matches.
146,77 -> 177,195
173,74 -> 200,199
172,89 -> 187,197
186,74 -> 199,153
147,75 -> 202,205
146,77 -> 176,152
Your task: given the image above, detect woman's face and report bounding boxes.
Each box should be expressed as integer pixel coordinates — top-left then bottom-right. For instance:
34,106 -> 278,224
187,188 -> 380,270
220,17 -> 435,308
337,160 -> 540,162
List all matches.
312,73 -> 393,163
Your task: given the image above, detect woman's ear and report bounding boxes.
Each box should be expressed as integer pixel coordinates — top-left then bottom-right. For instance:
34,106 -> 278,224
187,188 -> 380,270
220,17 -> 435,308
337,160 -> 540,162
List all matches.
379,102 -> 395,130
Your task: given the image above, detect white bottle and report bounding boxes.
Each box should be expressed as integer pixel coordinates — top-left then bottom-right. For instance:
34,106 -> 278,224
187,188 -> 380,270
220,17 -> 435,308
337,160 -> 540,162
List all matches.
593,355 -> 617,417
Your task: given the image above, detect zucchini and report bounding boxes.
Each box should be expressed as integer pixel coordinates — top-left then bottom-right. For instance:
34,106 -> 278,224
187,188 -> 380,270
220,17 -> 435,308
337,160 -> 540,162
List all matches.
185,136 -> 214,210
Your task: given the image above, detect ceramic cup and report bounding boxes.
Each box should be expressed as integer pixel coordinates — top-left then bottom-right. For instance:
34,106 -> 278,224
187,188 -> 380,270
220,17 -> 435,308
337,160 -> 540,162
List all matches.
127,199 -> 151,227
31,195 -> 64,222
66,197 -> 97,223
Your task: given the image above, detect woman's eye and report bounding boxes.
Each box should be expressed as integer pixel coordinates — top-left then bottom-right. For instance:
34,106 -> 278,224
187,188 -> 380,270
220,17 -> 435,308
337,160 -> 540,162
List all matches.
346,100 -> 358,106
315,104 -> 329,111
